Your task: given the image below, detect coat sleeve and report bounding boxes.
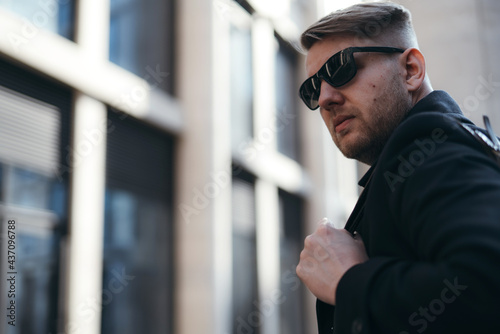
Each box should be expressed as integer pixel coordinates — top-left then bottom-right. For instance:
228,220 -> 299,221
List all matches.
334,114 -> 500,334
316,299 -> 335,334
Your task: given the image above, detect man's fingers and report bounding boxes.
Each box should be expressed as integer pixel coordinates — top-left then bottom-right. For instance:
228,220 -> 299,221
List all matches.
318,217 -> 334,227
319,217 -> 330,225
318,217 -> 329,225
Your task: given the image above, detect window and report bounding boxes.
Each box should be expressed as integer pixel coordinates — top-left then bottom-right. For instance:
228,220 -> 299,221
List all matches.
275,39 -> 301,162
0,165 -> 64,334
0,164 -> 3,200
232,173 -> 260,334
279,189 -> 304,334
0,0 -> 75,39
102,109 -> 174,334
109,0 -> 175,94
0,56 -> 71,334
6,168 -> 53,209
230,20 -> 254,151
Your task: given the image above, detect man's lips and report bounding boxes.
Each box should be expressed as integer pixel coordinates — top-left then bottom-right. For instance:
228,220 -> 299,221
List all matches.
334,115 -> 355,133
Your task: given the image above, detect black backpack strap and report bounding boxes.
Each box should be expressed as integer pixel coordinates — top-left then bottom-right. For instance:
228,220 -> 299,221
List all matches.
459,115 -> 500,164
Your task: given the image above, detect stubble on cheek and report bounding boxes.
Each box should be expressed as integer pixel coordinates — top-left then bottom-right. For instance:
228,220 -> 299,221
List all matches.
336,117 -> 371,160
328,112 -> 367,159
333,84 -> 411,164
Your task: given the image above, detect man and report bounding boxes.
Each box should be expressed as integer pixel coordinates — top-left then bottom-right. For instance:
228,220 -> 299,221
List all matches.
295,2 -> 500,334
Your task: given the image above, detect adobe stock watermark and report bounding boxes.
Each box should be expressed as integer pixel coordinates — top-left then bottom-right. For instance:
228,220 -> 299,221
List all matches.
399,277 -> 468,334
178,169 -> 231,223
213,0 -> 236,22
53,63 -> 169,181
114,64 -> 170,112
51,267 -> 135,334
178,109 -> 297,224
384,128 -> 448,192
236,109 -> 297,162
8,0 -> 70,53
458,74 -> 500,117
351,11 -> 393,44
234,264 -> 301,334
53,116 -> 115,182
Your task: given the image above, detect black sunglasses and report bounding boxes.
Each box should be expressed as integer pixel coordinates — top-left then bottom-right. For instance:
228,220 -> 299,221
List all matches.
299,46 -> 405,110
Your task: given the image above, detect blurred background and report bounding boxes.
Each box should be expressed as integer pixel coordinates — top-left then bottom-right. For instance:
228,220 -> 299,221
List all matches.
0,0 -> 499,333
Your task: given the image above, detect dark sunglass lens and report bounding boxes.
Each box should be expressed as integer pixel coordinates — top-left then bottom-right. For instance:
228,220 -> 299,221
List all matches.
331,63 -> 357,87
300,78 -> 320,109
325,52 -> 357,87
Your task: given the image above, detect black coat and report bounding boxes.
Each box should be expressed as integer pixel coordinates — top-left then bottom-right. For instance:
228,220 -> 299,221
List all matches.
317,91 -> 500,334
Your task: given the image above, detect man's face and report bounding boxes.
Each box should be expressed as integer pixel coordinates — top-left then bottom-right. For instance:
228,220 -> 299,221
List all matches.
305,36 -> 412,165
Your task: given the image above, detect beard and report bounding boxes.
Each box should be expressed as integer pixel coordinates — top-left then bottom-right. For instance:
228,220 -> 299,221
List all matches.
333,76 -> 413,165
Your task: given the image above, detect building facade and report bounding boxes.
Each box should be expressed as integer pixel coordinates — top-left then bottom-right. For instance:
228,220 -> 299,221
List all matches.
0,0 -> 359,333
0,0 -> 498,334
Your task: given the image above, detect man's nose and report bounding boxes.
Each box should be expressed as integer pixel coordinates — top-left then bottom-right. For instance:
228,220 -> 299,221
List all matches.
318,80 -> 345,111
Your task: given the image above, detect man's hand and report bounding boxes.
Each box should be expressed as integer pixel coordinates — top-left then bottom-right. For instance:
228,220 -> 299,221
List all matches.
296,219 -> 368,305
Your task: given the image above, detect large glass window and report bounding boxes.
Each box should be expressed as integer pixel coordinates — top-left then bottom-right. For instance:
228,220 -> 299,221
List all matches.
109,0 -> 139,74
102,109 -> 174,334
0,164 -> 3,201
0,0 -> 75,39
232,172 -> 260,334
6,168 -> 53,209
275,39 -> 301,162
0,57 -> 71,334
102,189 -> 171,334
109,0 -> 175,94
230,22 -> 254,152
0,165 -> 65,334
2,218 -> 61,334
278,189 -> 304,334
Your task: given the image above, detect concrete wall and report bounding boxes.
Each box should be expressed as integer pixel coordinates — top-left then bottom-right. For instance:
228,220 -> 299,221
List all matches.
399,0 -> 500,131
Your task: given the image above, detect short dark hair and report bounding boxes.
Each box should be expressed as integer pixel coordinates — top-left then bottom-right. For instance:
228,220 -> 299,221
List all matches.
301,2 -> 417,51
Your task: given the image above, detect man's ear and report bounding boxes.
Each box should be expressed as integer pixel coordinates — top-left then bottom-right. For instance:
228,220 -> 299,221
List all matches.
401,48 -> 426,92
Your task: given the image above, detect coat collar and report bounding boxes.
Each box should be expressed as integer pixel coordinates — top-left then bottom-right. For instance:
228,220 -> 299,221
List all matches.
405,90 -> 469,124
